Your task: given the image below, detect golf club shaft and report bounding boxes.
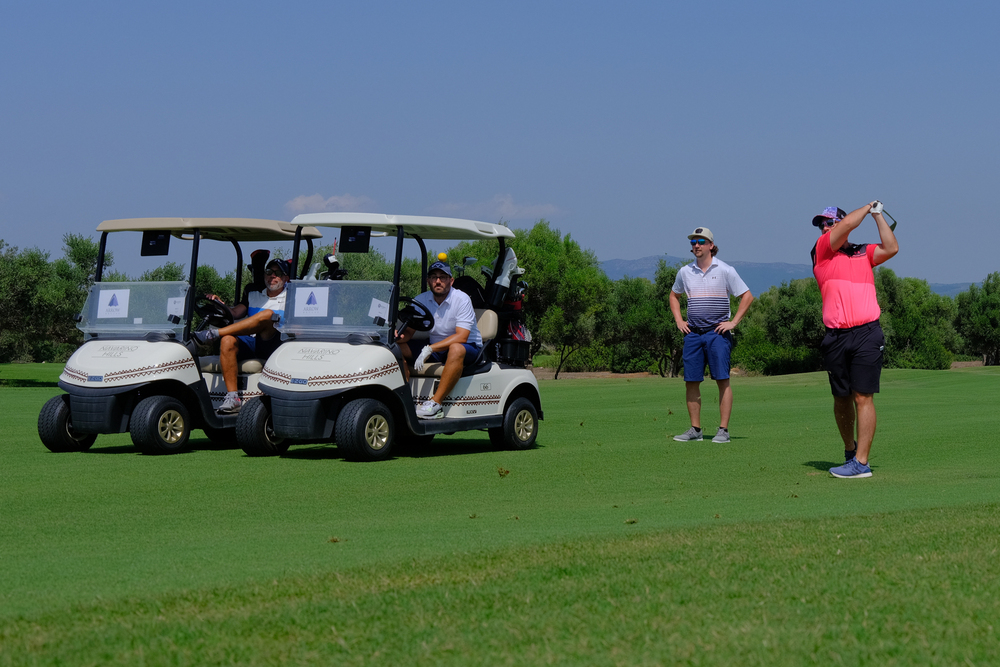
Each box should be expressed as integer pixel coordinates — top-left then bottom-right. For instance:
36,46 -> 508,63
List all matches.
882,209 -> 898,232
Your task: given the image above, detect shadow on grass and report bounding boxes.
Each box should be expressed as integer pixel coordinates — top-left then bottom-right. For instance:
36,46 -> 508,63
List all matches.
278,439 -> 543,461
803,460 -> 844,471
0,379 -> 60,388
81,434 -> 242,455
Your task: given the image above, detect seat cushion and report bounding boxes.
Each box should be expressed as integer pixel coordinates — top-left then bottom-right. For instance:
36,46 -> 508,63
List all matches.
198,356 -> 264,374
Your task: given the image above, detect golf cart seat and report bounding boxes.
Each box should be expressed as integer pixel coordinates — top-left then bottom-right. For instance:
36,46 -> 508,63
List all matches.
411,308 -> 498,378
198,356 -> 266,374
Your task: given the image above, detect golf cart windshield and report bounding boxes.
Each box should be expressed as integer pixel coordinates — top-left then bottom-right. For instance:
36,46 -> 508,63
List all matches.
77,281 -> 189,339
279,280 -> 395,342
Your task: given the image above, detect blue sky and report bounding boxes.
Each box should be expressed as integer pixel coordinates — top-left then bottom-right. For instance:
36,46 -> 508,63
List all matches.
2,1 -> 997,284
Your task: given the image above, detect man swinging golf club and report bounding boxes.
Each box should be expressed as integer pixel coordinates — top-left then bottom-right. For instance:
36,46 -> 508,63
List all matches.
811,202 -> 899,478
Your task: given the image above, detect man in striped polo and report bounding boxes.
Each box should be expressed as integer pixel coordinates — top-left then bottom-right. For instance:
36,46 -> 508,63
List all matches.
669,227 -> 754,444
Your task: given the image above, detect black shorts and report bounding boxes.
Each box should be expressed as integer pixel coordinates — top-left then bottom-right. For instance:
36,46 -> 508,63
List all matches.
820,321 -> 884,397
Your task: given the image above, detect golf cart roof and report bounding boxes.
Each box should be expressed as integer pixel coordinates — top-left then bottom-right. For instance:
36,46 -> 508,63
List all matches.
290,213 -> 515,241
96,218 -> 323,242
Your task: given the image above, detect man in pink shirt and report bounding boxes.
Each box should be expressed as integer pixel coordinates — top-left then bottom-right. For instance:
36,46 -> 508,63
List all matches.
811,202 -> 898,478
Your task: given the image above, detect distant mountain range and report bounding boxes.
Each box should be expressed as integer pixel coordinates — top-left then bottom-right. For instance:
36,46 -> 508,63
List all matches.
599,255 -> 974,298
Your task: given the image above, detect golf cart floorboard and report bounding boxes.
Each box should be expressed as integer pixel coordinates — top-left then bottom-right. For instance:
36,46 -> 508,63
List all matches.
412,415 -> 502,435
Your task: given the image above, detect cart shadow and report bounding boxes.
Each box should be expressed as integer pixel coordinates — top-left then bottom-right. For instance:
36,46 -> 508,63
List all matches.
277,439 -> 543,461
82,435 -> 242,455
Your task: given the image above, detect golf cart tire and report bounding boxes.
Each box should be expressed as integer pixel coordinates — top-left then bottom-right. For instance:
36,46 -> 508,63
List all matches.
489,397 -> 538,450
38,395 -> 97,453
130,395 -> 191,455
237,397 -> 289,457
335,398 -> 394,462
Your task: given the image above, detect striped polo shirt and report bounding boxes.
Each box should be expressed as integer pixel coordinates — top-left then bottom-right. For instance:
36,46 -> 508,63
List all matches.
672,258 -> 750,329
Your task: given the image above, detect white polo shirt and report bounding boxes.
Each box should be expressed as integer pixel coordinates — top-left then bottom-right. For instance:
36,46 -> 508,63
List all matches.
414,286 -> 482,346
247,288 -> 287,327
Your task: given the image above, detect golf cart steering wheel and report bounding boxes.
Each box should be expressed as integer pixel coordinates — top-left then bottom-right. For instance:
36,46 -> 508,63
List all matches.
397,297 -> 434,333
194,297 -> 235,329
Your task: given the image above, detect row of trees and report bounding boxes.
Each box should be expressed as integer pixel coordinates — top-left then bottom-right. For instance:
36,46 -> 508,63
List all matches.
3,225 -> 999,374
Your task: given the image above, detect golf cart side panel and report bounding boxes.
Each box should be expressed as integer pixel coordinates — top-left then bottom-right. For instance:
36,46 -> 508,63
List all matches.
259,342 -> 405,393
410,365 -> 539,417
60,340 -> 201,389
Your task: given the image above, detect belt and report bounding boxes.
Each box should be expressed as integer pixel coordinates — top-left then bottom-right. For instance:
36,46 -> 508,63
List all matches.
825,320 -> 880,335
688,326 -> 719,335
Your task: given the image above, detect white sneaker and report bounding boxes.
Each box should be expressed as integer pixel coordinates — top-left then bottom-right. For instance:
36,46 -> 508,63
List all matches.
416,400 -> 443,419
217,395 -> 243,414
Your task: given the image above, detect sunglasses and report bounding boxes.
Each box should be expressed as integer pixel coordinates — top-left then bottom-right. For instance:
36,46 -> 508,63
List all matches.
264,269 -> 285,276
820,218 -> 840,228
690,239 -> 710,246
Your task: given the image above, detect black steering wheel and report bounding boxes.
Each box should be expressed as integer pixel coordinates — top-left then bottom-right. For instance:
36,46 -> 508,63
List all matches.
194,297 -> 235,329
397,297 -> 434,333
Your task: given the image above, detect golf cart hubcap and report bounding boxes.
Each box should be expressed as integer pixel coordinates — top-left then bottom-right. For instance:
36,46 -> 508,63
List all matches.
158,410 -> 185,444
365,415 -> 389,450
514,410 -> 534,442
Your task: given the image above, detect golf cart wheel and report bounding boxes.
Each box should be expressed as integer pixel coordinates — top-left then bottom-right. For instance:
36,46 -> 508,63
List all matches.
130,395 -> 191,455
38,395 -> 97,453
236,397 -> 289,457
335,398 -> 394,462
489,397 -> 538,450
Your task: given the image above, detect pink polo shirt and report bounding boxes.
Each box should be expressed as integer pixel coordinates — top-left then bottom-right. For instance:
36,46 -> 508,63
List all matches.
812,236 -> 881,329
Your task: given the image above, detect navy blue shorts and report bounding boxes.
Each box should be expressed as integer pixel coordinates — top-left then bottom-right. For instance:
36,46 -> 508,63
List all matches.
682,329 -> 733,382
236,334 -> 282,362
820,321 -> 884,397
410,341 -> 482,367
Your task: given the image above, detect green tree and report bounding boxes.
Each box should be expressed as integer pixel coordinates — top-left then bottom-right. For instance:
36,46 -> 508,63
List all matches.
653,261 -> 686,377
875,268 -> 957,370
955,272 -> 1000,365
731,278 -> 823,375
536,234 -> 609,379
0,234 -> 112,363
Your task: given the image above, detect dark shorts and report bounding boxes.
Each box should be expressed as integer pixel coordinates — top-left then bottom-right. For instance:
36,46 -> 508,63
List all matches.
410,341 -> 483,367
682,329 -> 733,382
236,334 -> 282,362
820,321 -> 884,397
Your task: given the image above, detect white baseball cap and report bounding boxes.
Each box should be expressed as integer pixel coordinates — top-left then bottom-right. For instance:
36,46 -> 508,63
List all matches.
687,227 -> 714,243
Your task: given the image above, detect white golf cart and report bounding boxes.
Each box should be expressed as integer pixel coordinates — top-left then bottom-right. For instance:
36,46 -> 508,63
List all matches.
37,218 -> 322,454
237,213 -> 541,461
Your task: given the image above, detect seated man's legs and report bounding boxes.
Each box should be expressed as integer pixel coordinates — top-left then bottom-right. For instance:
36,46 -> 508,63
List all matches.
406,341 -> 482,410
215,309 -> 277,393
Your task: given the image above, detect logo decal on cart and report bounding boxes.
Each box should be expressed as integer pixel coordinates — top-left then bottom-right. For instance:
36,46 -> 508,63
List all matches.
480,383 -> 491,391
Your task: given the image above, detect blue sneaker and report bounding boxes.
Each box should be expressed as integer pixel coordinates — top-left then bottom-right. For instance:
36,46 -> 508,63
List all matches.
830,458 -> 872,479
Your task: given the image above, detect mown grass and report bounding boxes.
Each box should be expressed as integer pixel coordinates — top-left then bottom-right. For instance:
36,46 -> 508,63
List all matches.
1,364 -> 999,664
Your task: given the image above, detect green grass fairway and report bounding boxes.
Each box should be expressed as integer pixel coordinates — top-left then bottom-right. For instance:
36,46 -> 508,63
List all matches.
2,364 -> 999,664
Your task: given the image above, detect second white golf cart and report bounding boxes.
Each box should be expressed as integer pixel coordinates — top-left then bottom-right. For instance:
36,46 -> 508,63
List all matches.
237,213 -> 541,461
38,218 -> 321,454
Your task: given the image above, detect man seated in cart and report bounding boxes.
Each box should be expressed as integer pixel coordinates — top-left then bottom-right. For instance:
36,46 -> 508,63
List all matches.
396,261 -> 483,419
195,258 -> 291,414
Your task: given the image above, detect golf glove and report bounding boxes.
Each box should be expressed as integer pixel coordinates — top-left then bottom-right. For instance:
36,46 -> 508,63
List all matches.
870,201 -> 884,215
414,346 -> 433,372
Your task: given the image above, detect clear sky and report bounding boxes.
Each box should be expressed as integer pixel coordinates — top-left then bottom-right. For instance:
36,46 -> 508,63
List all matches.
2,1 -> 997,283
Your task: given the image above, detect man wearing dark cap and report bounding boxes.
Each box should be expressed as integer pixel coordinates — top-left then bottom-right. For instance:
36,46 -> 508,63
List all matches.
397,260 -> 483,419
811,202 -> 898,478
669,227 -> 754,444
196,258 -> 291,413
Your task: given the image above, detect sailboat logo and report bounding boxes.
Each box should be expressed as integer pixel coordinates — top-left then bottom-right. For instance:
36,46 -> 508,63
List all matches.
109,294 -> 119,307
306,292 -> 318,305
